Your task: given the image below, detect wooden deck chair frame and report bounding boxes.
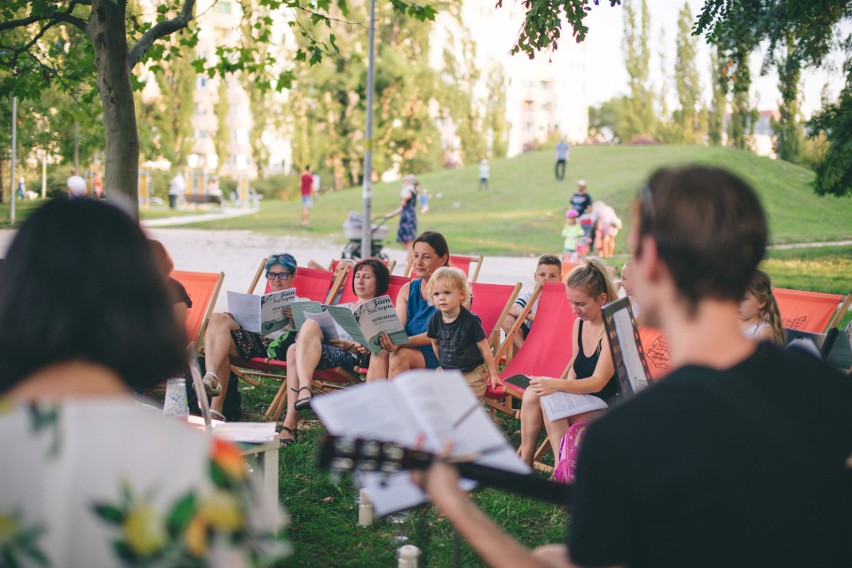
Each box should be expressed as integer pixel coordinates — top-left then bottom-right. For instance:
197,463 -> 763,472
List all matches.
172,270 -> 224,353
329,258 -> 397,275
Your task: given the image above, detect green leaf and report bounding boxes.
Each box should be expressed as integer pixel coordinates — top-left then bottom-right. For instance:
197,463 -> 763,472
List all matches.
167,493 -> 197,535
92,503 -> 125,524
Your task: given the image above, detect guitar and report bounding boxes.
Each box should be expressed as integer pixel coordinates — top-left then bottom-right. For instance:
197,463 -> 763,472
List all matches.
316,435 -> 572,507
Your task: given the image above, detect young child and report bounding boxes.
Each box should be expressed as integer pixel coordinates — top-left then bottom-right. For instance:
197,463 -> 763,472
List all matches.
739,269 -> 784,345
427,267 -> 502,398
501,254 -> 562,352
419,186 -> 430,213
561,209 -> 585,263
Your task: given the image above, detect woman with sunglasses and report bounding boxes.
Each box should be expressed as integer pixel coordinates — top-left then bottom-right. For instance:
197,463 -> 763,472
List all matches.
202,253 -> 298,419
277,258 -> 390,445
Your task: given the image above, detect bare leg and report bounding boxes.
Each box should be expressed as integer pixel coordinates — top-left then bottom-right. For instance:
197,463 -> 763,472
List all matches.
519,387 -> 545,465
204,313 -> 240,413
280,343 -> 299,443
388,347 -> 427,379
404,241 -> 414,265
295,320 -> 323,395
366,350 -> 389,381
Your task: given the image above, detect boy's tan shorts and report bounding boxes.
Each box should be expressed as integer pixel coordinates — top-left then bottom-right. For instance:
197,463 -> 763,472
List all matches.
438,363 -> 488,398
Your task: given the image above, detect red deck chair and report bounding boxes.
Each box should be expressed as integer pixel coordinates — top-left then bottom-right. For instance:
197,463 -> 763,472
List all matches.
470,281 -> 523,352
637,326 -> 673,382
561,261 -> 580,281
773,288 -> 849,333
231,262 -> 354,420
485,281 -> 576,471
172,270 -> 224,352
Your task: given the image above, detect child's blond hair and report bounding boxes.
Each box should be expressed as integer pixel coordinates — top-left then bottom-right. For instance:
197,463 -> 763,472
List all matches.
428,267 -> 471,303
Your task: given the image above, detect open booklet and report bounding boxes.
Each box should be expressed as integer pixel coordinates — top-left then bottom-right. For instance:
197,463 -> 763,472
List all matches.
226,288 -> 296,335
290,295 -> 409,355
311,370 -> 530,516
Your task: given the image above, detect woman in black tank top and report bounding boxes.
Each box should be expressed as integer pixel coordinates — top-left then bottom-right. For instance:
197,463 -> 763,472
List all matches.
518,259 -> 619,465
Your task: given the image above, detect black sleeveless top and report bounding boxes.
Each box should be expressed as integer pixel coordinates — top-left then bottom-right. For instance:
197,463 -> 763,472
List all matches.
574,319 -> 619,403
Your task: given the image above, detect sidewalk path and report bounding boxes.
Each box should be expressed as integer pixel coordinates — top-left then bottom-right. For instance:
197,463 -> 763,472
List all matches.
1,224 -> 848,313
141,206 -> 259,228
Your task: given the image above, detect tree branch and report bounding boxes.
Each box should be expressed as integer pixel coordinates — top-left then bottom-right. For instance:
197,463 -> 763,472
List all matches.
128,0 -> 196,69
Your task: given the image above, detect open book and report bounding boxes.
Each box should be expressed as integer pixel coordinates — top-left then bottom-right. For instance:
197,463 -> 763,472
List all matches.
227,288 -> 296,335
290,296 -> 409,355
311,370 -> 530,516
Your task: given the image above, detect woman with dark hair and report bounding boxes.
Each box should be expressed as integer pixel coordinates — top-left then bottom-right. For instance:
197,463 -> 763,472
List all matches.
202,252 -> 299,418
0,198 -> 285,565
368,231 -> 450,380
278,258 -> 390,445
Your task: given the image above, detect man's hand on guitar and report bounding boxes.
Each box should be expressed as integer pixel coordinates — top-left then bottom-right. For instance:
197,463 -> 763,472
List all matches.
410,440 -> 466,507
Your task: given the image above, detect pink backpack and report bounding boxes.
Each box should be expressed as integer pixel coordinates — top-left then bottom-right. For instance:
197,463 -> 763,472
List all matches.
553,421 -> 588,484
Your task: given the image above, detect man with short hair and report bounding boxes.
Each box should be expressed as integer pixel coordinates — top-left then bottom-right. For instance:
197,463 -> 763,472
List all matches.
300,165 -> 314,226
416,165 -> 852,568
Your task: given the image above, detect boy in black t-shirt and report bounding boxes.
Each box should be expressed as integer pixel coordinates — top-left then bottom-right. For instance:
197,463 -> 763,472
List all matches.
426,267 -> 502,398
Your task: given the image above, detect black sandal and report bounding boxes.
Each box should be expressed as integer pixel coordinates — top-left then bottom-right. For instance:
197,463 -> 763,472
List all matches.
279,426 -> 298,447
292,386 -> 313,411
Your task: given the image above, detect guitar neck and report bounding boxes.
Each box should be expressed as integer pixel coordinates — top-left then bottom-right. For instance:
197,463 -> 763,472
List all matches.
454,461 -> 571,507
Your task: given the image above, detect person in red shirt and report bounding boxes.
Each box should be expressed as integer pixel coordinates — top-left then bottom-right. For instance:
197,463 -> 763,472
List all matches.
300,165 -> 314,226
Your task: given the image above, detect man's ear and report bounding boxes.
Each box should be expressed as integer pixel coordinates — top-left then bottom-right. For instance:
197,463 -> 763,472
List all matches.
638,236 -> 665,283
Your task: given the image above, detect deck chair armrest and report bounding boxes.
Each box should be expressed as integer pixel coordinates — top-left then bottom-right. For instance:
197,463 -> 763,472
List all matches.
247,257 -> 268,294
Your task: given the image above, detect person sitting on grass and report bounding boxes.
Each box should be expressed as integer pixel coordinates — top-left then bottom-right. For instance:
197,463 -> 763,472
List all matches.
517,258 -> 619,465
500,254 -> 563,354
202,253 -> 298,420
277,258 -> 389,446
426,267 -> 502,399
368,231 -> 450,380
739,268 -> 784,345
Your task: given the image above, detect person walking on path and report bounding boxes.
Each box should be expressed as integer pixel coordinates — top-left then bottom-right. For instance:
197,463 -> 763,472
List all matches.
570,179 -> 592,216
478,159 -> 490,190
555,139 -> 570,180
300,165 -> 315,226
168,173 -> 186,209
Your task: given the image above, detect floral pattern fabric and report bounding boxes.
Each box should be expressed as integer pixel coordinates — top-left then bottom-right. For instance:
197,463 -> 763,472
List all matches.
0,398 -> 288,567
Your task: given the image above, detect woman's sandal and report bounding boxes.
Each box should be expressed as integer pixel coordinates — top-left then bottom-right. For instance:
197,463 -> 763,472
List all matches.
209,409 -> 226,422
202,371 -> 222,397
291,386 -> 313,411
279,426 -> 298,447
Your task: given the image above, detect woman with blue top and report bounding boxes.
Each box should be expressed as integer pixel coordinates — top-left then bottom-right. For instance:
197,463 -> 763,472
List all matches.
367,231 -> 450,380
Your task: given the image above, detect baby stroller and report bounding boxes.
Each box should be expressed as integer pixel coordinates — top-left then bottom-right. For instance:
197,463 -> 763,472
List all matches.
341,211 -> 391,261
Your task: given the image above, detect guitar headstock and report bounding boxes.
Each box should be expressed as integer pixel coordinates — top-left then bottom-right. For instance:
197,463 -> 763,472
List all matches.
316,435 -> 434,475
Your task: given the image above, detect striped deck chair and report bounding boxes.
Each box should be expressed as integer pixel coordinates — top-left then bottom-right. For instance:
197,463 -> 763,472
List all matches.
773,288 -> 850,333
172,270 -> 224,352
470,281 -> 523,352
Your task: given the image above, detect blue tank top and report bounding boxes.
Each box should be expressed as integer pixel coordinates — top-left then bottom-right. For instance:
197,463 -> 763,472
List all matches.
405,279 -> 436,336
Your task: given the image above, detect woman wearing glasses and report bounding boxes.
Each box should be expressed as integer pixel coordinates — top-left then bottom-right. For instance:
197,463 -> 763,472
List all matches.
202,253 -> 298,419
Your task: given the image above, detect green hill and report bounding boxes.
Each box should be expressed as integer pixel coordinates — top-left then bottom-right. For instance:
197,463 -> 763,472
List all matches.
172,145 -> 852,256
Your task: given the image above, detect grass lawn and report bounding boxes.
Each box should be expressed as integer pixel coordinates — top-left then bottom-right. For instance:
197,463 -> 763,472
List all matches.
152,145 -> 852,256
239,380 -> 565,567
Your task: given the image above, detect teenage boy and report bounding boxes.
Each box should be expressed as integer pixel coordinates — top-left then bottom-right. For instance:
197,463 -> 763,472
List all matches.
501,254 -> 562,352
415,165 -> 852,568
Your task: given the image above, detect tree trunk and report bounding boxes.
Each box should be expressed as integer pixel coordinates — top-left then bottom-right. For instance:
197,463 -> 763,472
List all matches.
88,0 -> 139,217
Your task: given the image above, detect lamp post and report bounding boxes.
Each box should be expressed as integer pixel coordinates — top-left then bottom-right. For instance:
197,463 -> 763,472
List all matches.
9,96 -> 17,226
360,0 -> 376,260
